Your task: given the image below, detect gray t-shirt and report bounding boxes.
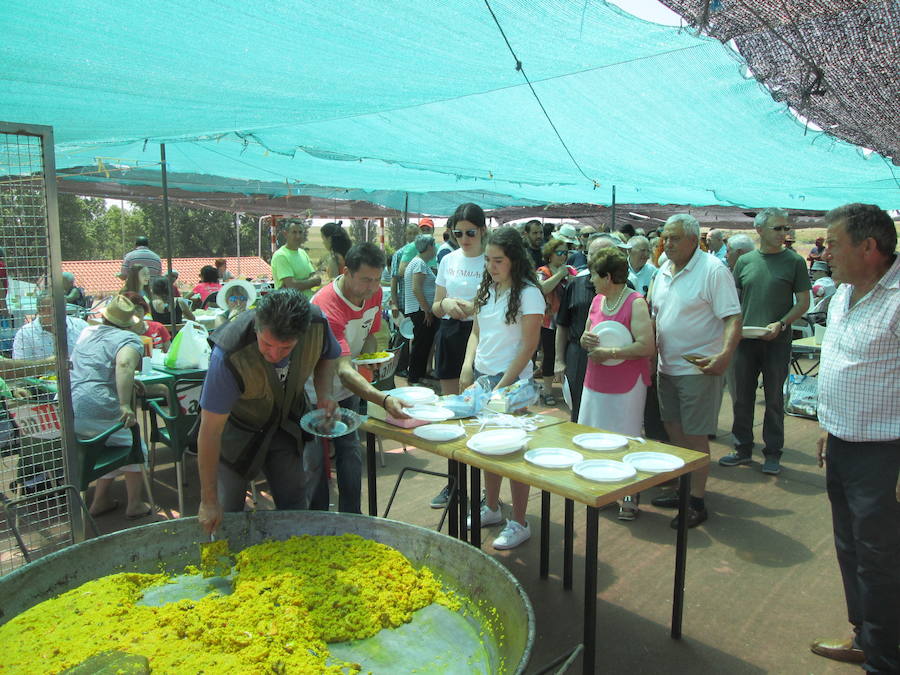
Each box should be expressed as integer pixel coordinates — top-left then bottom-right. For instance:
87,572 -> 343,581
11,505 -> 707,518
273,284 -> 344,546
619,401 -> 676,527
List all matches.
70,324 -> 143,444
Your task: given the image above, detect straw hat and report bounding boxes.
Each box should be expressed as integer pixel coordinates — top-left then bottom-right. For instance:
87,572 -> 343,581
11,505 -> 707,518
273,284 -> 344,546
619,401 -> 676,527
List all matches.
217,279 -> 257,311
103,295 -> 142,328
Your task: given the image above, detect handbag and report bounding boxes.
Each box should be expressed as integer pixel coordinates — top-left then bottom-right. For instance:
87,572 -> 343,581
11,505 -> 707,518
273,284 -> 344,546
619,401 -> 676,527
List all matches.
784,374 -> 818,419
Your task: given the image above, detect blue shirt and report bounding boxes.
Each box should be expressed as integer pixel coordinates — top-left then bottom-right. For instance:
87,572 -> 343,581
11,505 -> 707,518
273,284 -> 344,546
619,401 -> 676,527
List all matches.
200,321 -> 341,414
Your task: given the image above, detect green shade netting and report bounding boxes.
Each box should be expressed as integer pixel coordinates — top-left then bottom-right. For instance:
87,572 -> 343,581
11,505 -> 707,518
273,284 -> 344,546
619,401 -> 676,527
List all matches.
1,0 -> 897,214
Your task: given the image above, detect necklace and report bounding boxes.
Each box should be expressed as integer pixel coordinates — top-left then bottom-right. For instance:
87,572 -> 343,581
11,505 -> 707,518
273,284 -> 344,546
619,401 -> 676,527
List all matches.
603,285 -> 628,315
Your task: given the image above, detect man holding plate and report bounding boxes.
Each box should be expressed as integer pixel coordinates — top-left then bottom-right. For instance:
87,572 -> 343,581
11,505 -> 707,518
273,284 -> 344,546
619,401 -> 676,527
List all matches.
720,208 -> 810,475
648,214 -> 742,528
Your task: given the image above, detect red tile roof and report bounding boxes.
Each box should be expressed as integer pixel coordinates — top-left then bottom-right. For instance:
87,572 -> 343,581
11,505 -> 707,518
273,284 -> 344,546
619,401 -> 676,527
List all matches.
61,257 -> 272,298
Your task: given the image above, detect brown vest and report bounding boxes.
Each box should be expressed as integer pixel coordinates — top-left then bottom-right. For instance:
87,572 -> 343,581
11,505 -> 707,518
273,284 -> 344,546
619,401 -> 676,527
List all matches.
210,308 -> 325,478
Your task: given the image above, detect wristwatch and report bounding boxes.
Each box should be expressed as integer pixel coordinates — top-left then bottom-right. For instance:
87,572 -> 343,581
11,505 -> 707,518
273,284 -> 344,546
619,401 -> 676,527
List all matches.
779,321 -> 786,332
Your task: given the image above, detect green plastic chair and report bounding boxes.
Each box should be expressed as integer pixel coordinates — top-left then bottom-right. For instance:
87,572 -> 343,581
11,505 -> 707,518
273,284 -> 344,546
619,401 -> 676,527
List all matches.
147,396 -> 198,516
76,422 -> 154,506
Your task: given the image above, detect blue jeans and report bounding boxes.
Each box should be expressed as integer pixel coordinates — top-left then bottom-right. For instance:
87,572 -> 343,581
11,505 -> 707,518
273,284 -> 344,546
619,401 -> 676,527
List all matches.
731,337 -> 792,457
309,396 -> 362,514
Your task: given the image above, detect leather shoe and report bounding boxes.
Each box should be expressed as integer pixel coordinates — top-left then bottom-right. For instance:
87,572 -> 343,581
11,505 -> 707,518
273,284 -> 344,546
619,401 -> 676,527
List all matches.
670,506 -> 708,529
810,637 -> 865,663
651,493 -> 680,509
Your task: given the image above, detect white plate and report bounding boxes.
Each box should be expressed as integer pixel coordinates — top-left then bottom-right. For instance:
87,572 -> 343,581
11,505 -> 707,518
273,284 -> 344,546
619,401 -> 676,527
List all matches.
413,424 -> 466,442
622,451 -> 685,473
573,459 -> 637,483
589,320 -> 633,366
572,432 -> 629,452
404,405 -> 454,422
352,354 -> 394,365
742,326 -> 770,339
391,386 -> 438,405
524,447 -> 583,469
466,439 -> 526,456
469,428 -> 529,452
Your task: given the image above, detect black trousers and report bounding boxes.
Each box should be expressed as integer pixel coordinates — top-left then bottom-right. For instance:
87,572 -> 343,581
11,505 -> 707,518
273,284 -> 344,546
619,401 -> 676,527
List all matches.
731,337 -> 792,457
563,341 -> 588,422
408,310 -> 437,382
826,434 -> 900,673
539,326 -> 556,377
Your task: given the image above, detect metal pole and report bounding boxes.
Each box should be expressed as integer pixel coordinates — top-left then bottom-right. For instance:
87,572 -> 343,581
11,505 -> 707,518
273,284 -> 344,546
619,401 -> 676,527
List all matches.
610,185 -> 616,233
234,212 -> 241,277
160,144 -> 176,337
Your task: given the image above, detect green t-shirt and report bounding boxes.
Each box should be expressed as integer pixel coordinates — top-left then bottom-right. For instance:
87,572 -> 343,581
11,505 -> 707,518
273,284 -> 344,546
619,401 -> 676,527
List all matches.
733,249 -> 811,341
271,245 -> 317,297
399,241 -> 437,270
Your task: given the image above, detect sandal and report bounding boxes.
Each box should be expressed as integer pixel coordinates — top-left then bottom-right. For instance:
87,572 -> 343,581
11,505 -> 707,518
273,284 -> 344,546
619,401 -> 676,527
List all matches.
541,394 -> 557,406
89,498 -> 120,517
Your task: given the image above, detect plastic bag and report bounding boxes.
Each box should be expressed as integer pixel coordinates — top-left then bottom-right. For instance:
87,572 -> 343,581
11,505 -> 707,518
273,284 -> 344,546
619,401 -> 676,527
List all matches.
784,374 -> 817,419
438,376 -> 494,418
164,320 -> 211,370
486,379 -> 540,413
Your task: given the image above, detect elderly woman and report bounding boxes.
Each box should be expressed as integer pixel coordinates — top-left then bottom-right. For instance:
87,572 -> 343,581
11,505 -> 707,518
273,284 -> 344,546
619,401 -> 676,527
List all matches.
537,237 -> 577,405
626,235 -> 657,296
70,295 -> 153,519
580,247 -> 655,520
403,234 -> 438,384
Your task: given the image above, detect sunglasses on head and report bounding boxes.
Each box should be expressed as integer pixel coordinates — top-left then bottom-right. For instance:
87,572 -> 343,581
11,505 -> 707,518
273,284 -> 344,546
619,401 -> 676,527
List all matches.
452,228 -> 479,238
772,225 -> 792,232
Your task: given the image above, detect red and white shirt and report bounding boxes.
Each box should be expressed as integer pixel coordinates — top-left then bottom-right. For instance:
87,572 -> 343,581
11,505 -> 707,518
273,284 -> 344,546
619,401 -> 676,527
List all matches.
308,276 -> 382,402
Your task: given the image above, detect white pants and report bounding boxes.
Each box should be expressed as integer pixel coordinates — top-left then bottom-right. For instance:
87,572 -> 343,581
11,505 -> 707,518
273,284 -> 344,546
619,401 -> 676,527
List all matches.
577,379 -> 647,437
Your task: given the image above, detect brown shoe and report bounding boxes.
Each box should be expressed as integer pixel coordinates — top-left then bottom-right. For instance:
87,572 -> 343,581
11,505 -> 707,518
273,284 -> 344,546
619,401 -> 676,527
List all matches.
810,636 -> 865,663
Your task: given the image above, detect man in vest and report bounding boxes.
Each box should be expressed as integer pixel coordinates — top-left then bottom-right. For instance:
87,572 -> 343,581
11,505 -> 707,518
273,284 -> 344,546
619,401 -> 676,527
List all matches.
197,289 -> 341,534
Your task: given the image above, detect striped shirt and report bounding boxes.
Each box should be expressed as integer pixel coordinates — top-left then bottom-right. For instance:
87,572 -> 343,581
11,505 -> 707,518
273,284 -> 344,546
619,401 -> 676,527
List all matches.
818,255 -> 900,442
403,256 -> 436,314
120,246 -> 162,277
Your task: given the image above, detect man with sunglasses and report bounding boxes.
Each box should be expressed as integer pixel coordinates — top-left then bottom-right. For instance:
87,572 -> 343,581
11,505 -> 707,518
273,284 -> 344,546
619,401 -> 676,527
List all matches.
720,208 -> 810,475
567,225 -> 596,270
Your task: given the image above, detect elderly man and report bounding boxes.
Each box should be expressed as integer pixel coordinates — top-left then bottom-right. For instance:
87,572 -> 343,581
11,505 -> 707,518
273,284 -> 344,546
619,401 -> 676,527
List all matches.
62,272 -> 87,307
554,233 -> 620,421
398,218 -> 436,277
568,225 -> 596,270
719,209 -> 811,475
648,214 -> 742,528
118,235 -> 162,279
197,289 -> 340,534
627,235 -> 657,296
707,229 -> 727,263
271,220 -> 321,297
810,203 -> 899,672
310,243 -> 409,513
725,233 -> 755,270
13,293 -> 88,359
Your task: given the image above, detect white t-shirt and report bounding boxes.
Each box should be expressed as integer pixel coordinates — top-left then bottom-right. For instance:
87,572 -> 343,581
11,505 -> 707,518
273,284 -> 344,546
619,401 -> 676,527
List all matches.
435,249 -> 485,321
474,283 -> 545,379
650,249 -> 741,376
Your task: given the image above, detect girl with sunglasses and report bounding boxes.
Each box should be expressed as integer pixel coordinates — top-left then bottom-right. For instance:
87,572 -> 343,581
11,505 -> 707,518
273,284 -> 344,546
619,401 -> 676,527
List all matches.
459,227 -> 545,549
427,203 -> 488,510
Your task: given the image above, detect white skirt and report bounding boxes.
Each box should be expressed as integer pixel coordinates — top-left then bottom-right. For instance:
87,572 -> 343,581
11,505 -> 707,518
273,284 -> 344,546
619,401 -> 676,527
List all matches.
577,379 -> 647,437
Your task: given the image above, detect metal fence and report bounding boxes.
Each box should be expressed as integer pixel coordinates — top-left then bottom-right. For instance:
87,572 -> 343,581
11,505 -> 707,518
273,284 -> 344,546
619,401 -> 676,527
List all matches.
0,122 -> 78,574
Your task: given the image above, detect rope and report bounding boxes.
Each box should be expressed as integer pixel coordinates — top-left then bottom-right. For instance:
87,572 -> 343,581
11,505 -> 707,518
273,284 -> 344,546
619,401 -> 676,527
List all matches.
482,0 -> 601,190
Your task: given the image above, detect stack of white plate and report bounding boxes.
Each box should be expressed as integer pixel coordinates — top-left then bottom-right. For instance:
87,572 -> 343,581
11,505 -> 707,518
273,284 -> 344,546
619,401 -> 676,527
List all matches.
572,433 -> 628,452
390,386 -> 438,406
467,429 -> 529,456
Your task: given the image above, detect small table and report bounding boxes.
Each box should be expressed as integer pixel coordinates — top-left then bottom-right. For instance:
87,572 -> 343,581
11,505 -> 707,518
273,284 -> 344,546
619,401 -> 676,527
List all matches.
791,335 -> 821,375
363,416 -> 708,675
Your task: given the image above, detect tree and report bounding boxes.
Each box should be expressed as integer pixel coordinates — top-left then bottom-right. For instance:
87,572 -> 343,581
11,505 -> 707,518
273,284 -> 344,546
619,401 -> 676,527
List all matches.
348,219 -> 378,246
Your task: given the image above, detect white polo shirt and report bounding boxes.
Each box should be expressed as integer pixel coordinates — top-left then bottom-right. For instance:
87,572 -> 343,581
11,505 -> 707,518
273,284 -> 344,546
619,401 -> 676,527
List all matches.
650,249 -> 740,376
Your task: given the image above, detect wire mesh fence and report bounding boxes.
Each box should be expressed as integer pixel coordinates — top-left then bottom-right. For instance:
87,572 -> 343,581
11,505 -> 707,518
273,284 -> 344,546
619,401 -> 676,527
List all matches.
0,126 -> 75,574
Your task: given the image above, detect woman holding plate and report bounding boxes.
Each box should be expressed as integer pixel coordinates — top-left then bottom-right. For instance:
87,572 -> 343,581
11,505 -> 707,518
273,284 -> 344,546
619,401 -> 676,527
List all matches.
459,227 -> 544,549
579,247 -> 655,520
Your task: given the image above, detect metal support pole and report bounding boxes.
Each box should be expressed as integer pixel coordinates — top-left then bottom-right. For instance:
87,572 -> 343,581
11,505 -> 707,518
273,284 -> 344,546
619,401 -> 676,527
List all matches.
610,185 -> 616,232
160,144 -> 176,338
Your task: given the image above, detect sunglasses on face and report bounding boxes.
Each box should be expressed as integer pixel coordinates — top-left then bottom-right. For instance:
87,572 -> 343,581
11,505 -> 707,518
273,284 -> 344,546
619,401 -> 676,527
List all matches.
552,249 -> 568,256
579,233 -> 592,239
228,295 -> 248,303
452,228 -> 479,238
772,225 -> 792,232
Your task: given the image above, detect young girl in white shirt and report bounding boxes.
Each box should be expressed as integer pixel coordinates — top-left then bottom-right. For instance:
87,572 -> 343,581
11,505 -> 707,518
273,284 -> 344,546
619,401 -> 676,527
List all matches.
460,227 -> 545,549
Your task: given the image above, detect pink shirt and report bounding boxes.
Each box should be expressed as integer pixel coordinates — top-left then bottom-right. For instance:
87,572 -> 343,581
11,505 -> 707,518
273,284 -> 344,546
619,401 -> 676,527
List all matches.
584,291 -> 651,394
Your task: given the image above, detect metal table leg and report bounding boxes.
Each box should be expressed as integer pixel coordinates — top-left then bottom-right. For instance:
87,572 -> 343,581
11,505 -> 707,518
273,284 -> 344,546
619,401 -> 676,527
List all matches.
447,459 -> 458,539
366,431 -> 377,516
583,505 -> 599,675
671,472 -> 692,639
457,458 -> 468,543
470,466 -> 481,548
564,498 -> 574,590
540,490 -> 551,579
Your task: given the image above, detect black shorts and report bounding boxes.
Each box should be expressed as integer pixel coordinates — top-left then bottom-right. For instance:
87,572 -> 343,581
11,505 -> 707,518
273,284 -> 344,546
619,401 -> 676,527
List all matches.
434,318 -> 474,380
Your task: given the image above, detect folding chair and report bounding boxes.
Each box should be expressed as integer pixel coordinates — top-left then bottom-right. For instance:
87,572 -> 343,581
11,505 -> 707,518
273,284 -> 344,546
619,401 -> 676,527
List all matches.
76,423 -> 155,510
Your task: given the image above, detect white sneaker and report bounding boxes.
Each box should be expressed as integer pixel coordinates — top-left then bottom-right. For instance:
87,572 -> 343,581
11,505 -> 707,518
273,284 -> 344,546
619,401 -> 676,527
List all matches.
466,501 -> 503,528
492,519 -> 531,550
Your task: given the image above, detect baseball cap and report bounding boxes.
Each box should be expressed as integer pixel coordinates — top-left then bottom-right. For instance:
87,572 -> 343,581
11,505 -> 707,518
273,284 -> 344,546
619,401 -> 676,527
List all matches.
419,218 -> 435,230
555,223 -> 579,245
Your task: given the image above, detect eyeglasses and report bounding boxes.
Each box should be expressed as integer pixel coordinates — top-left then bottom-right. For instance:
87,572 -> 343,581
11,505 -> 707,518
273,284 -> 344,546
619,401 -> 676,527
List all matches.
452,228 -> 479,238
772,226 -> 792,232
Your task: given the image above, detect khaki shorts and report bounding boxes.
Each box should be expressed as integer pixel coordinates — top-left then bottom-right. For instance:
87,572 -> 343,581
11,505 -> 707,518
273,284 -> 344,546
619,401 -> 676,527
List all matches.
657,372 -> 723,436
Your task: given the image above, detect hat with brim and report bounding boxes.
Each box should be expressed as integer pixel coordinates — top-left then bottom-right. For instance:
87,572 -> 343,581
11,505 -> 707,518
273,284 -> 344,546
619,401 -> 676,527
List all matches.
217,279 -> 257,311
103,295 -> 142,328
555,223 -> 579,245
811,261 -> 830,272
615,240 -> 633,250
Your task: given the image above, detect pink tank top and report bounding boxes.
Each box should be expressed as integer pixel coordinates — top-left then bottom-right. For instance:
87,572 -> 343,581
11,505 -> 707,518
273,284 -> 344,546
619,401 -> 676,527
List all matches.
584,291 -> 651,394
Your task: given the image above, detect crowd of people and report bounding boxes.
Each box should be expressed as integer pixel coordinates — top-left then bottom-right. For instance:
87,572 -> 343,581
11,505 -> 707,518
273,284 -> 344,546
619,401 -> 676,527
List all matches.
10,201 -> 893,672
